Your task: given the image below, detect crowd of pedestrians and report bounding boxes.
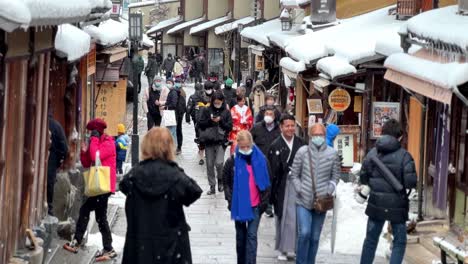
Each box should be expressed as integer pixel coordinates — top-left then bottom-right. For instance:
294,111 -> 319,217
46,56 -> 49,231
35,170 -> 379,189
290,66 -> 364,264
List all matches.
58,51 -> 417,264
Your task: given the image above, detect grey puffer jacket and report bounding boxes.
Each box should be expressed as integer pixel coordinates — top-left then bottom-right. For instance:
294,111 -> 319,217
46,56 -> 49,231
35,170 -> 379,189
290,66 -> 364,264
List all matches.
289,143 -> 341,210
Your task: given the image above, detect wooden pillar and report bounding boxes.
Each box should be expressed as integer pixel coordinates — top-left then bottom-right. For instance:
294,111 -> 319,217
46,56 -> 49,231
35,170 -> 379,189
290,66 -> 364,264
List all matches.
361,70 -> 374,161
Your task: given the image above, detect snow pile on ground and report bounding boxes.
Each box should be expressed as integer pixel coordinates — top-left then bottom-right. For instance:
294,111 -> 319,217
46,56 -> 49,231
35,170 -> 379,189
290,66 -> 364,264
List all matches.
109,191 -> 127,208
84,19 -> 128,46
316,56 -> 357,79
320,181 -> 389,257
385,53 -> 468,88
405,5 -> 468,53
55,24 -> 91,61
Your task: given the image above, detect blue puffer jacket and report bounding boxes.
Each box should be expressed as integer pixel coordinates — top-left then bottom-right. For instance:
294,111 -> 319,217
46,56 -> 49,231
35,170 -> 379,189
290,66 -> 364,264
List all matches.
116,135 -> 130,161
326,124 -> 341,147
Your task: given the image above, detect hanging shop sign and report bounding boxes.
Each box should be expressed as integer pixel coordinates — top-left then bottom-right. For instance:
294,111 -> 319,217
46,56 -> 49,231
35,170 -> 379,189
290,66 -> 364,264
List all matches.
328,88 -> 351,112
334,134 -> 354,167
255,55 -> 264,71
371,102 -> 401,138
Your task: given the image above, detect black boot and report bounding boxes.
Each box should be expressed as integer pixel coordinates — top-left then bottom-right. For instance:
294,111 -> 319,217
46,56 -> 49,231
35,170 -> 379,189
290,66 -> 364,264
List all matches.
218,184 -> 224,193
206,186 -> 216,195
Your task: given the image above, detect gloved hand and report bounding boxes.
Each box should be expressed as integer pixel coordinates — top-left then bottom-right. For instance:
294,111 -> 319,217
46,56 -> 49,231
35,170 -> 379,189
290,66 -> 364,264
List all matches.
90,130 -> 100,138
327,181 -> 336,196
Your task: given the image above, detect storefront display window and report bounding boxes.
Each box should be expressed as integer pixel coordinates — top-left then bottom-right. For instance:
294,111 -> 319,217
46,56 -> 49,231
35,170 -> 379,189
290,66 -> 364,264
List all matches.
208,48 -> 223,79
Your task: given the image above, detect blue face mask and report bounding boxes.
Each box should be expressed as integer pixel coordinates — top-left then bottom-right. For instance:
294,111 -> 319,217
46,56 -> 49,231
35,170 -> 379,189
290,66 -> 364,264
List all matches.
310,136 -> 325,147
175,83 -> 182,89
239,148 -> 253,156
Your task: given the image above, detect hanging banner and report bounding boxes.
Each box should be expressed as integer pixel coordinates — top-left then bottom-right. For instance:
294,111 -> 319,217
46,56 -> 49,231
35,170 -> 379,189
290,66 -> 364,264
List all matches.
334,134 -> 354,167
328,88 -> 351,112
311,0 -> 337,24
255,55 -> 264,71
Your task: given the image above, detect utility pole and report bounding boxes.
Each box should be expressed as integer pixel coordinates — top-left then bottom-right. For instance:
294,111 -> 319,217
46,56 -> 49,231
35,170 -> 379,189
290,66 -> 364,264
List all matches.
237,24 -> 244,86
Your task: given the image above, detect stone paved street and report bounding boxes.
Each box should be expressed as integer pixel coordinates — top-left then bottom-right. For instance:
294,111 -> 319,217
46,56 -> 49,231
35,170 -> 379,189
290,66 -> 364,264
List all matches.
113,82 -> 387,264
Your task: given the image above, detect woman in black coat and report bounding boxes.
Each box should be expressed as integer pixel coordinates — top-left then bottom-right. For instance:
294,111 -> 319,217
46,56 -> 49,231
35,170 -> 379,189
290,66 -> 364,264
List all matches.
120,127 -> 202,264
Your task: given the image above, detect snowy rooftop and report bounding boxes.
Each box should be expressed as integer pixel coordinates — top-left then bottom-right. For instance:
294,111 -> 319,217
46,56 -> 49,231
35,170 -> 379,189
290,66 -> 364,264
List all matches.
190,15 -> 231,35
286,6 -> 402,64
214,16 -> 255,35
142,34 -> 154,48
55,24 -> 91,62
241,19 -> 281,47
281,0 -> 310,7
84,19 -> 128,46
316,56 -> 357,79
167,16 -> 206,34
128,0 -> 177,8
403,5 -> 468,54
146,16 -> 182,35
0,0 -> 112,31
280,57 -> 306,74
385,53 -> 468,88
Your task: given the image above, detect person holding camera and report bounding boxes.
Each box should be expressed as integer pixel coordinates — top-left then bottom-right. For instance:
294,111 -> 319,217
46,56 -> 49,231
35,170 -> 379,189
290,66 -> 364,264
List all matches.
359,119 -> 417,264
198,90 -> 233,195
289,123 -> 341,264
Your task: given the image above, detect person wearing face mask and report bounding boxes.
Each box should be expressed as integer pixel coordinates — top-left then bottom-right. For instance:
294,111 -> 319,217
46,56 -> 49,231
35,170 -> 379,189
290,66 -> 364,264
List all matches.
250,106 -> 281,156
223,78 -> 237,109
174,78 -> 187,155
229,95 -> 254,155
143,76 -> 164,129
198,91 -> 233,195
186,83 -> 210,165
159,78 -> 178,144
222,130 -> 271,264
208,72 -> 221,91
255,94 -> 281,123
267,114 -> 306,261
289,123 -> 341,264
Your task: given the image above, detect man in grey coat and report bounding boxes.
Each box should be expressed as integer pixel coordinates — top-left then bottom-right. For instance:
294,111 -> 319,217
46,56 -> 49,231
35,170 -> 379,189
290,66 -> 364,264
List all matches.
289,123 -> 341,264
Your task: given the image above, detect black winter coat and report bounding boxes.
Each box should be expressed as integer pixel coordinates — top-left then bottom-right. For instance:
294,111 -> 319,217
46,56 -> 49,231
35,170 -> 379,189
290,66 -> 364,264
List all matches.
48,117 -> 68,171
147,89 -> 161,115
165,89 -> 178,111
254,105 -> 282,123
267,136 -> 305,219
192,58 -> 205,74
222,155 -> 271,214
186,91 -> 209,123
250,121 -> 281,156
162,57 -> 175,73
120,159 -> 202,264
175,89 -> 187,118
360,135 -> 417,223
197,104 -> 233,146
222,87 -> 237,109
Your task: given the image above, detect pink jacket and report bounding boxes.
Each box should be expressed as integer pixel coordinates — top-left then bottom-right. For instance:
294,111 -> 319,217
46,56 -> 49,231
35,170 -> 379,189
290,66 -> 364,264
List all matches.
81,134 -> 117,193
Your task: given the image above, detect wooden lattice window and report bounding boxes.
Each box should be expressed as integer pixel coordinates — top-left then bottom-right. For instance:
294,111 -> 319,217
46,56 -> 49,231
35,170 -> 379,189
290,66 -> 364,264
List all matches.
397,0 -> 421,19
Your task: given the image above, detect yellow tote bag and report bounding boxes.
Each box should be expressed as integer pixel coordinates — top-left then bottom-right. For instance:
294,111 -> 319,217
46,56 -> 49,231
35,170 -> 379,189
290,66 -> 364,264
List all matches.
83,151 -> 111,197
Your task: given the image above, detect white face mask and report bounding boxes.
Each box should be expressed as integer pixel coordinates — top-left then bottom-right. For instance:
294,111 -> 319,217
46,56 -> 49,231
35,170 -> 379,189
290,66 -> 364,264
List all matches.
310,136 -> 325,147
264,116 -> 274,124
166,84 -> 173,89
205,89 -> 213,95
239,148 -> 253,156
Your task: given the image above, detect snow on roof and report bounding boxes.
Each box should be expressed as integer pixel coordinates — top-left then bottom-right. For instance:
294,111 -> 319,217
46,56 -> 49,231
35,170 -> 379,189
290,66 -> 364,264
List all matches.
241,19 -> 281,47
281,0 -> 309,7
167,16 -> 206,34
268,25 -> 302,50
146,16 -> 182,35
286,6 -> 402,64
0,0 -> 31,32
385,53 -> 468,88
280,57 -> 306,73
55,24 -> 90,61
142,34 -> 154,48
84,19 -> 128,46
128,0 -> 177,8
214,16 -> 255,35
316,56 -> 357,79
404,5 -> 468,53
190,15 -> 231,35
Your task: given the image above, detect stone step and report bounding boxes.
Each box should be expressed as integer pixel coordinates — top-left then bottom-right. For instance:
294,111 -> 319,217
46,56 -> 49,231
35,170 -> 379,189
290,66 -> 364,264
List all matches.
44,239 -> 98,264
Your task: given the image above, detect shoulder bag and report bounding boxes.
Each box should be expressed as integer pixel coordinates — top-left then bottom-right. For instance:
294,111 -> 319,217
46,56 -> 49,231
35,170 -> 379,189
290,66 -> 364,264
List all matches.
83,151 -> 111,197
308,149 -> 334,212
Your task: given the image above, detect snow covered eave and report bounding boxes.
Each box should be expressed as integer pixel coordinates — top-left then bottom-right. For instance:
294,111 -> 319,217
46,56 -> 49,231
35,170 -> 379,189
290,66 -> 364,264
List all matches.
167,16 -> 206,35
83,19 -> 128,47
55,24 -> 91,62
280,57 -> 306,78
0,0 -> 31,32
146,16 -> 183,35
214,16 -> 255,35
316,56 -> 357,80
190,14 -> 232,35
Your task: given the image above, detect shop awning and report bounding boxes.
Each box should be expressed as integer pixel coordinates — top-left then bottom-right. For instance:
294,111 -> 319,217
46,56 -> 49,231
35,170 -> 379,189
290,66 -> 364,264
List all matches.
190,15 -> 231,35
146,16 -> 183,35
384,50 -> 468,105
167,16 -> 206,35
214,16 -> 255,35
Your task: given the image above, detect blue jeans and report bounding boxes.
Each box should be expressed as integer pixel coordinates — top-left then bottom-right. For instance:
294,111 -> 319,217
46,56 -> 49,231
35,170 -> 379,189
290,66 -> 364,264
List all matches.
296,205 -> 326,264
167,126 -> 177,145
235,207 -> 261,264
360,218 -> 407,264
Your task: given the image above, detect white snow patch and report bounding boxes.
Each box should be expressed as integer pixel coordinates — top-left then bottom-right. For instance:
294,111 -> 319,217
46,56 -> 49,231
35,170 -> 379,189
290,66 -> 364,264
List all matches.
0,0 -> 31,32
146,16 -> 182,35
109,191 -> 127,208
87,233 -> 126,253
84,19 -> 128,46
167,16 -> 205,34
142,34 -> 154,48
281,0 -> 309,7
320,181 -> 389,257
280,57 -> 306,73
214,16 -> 255,35
385,53 -> 468,88
405,5 -> 468,53
316,56 -> 357,79
190,15 -> 231,35
268,26 -> 302,49
128,0 -> 176,8
55,24 -> 91,61
241,19 -> 281,47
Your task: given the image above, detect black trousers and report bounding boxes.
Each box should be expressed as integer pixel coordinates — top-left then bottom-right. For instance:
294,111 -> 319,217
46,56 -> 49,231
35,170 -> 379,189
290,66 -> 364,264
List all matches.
176,114 -> 183,149
137,73 -> 142,93
74,194 -> 113,251
165,71 -> 172,80
147,112 -> 162,130
47,159 -> 59,215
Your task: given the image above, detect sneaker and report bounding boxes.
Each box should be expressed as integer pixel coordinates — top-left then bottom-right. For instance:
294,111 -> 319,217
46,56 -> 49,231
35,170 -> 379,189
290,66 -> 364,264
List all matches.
206,186 -> 216,195
218,184 -> 224,192
277,253 -> 288,261
63,239 -> 80,254
199,159 -> 205,165
95,249 -> 117,262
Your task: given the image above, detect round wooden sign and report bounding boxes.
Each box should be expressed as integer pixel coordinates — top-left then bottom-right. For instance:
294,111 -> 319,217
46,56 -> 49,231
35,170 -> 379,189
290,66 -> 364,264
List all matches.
328,88 -> 351,112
